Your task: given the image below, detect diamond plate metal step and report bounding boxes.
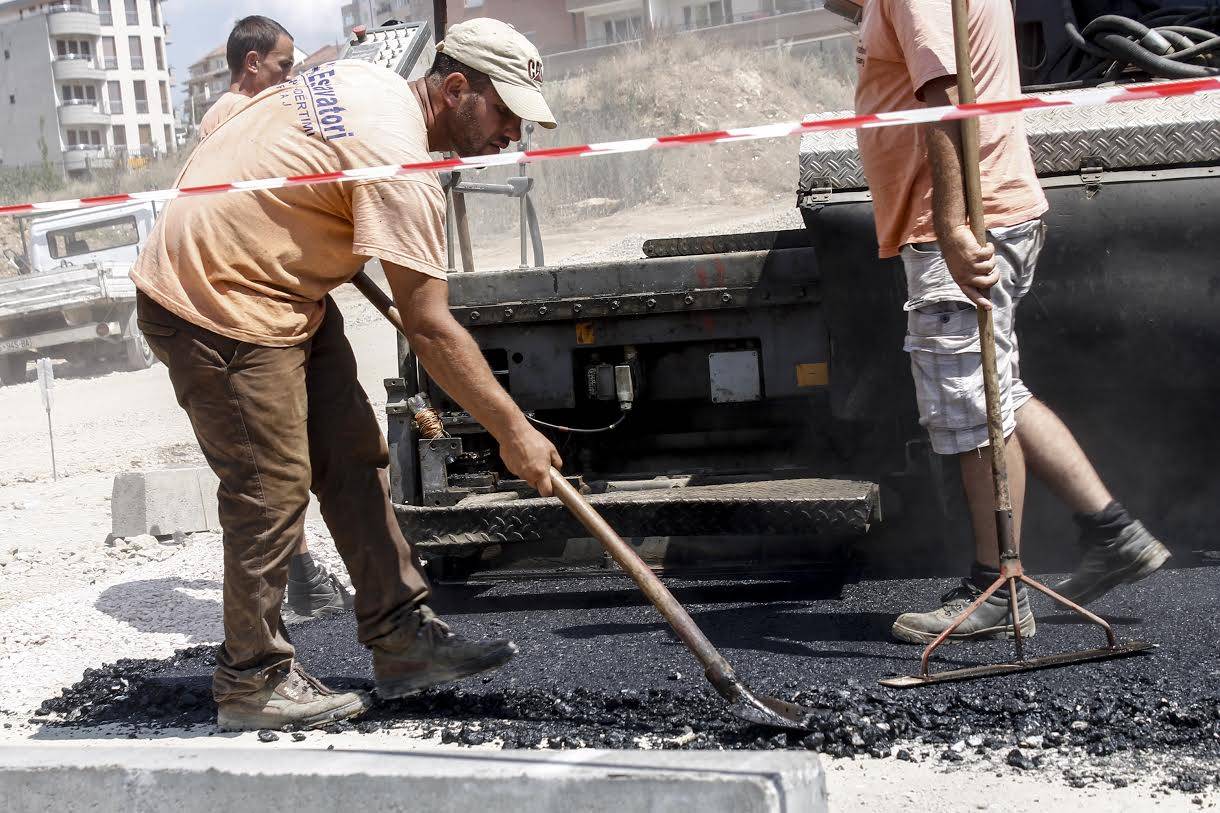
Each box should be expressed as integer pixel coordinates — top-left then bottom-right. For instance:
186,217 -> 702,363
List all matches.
397,477 -> 880,553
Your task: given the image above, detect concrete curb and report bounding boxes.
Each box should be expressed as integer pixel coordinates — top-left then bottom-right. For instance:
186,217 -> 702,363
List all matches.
0,745 -> 827,812
111,467 -> 220,538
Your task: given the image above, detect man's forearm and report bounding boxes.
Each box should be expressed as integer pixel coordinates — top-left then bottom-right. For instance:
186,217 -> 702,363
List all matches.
407,315 -> 530,441
927,120 -> 969,241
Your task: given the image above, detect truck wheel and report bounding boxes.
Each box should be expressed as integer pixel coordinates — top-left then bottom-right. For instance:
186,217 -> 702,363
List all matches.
123,312 -> 157,371
0,355 -> 26,386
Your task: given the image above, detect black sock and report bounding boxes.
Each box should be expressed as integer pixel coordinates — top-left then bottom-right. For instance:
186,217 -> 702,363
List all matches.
1074,500 -> 1133,547
289,551 -> 320,583
970,560 -> 1004,594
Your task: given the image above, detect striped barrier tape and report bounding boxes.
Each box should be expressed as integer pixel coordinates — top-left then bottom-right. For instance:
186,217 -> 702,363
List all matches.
1,75 -> 1217,218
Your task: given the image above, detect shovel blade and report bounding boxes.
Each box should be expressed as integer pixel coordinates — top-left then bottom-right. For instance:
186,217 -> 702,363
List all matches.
879,640 -> 1156,689
727,690 -> 812,732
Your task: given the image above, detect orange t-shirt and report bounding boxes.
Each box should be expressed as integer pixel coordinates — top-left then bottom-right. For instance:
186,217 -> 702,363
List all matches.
198,91 -> 251,138
132,60 -> 447,347
854,0 -> 1047,258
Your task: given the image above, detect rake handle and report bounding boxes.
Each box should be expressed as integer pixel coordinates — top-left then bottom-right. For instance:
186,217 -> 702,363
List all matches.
950,0 -> 1016,564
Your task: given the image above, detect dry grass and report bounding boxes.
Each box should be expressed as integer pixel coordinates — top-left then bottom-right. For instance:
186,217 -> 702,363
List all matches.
462,36 -> 857,233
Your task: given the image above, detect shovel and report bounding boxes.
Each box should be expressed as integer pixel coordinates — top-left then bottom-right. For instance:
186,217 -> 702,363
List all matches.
350,269 -> 810,731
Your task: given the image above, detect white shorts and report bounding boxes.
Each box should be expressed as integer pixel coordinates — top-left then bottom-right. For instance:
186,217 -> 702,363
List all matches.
901,219 -> 1046,455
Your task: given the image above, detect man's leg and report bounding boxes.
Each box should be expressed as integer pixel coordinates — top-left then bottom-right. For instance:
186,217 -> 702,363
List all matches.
959,432 -> 1026,569
1015,397 -> 1170,602
890,223 -> 1041,644
1016,397 -> 1110,514
303,298 -> 516,697
136,293 -> 367,729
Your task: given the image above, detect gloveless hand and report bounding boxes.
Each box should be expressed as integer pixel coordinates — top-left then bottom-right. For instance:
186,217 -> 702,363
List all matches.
942,225 -> 999,309
499,421 -> 564,497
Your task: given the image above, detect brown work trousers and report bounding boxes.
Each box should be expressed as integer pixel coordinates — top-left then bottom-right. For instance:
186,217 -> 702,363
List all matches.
136,291 -> 430,702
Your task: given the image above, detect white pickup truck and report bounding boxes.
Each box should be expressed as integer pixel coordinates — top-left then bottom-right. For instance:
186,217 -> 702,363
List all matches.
0,201 -> 158,385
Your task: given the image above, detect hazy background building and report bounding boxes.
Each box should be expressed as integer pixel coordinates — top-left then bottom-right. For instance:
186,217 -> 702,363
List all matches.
0,0 -> 177,176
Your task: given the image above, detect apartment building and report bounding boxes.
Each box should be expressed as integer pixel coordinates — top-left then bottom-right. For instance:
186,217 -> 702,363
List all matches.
340,1 -> 431,35
0,0 -> 176,175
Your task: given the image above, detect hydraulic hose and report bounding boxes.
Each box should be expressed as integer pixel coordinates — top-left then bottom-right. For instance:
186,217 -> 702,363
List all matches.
1094,30 -> 1220,77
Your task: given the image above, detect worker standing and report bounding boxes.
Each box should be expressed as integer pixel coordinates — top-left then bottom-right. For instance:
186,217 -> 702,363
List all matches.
198,16 -> 296,138
851,0 -> 1170,643
196,16 -> 353,621
131,19 -> 561,731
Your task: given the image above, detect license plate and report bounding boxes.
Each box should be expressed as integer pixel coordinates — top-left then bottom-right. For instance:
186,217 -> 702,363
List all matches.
0,336 -> 33,353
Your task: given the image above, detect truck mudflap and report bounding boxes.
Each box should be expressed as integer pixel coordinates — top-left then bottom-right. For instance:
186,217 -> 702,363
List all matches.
396,477 -> 880,553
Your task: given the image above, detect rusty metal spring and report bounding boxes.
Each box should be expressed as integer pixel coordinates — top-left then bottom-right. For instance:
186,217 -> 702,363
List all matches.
413,407 -> 446,439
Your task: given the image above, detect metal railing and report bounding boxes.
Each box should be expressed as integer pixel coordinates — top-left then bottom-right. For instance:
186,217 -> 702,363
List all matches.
134,100 -> 148,113
108,99 -> 123,113
573,1 -> 827,50
47,2 -> 94,13
54,52 -> 97,63
129,56 -> 144,69
100,12 -> 112,25
102,57 -> 118,69
61,97 -> 103,108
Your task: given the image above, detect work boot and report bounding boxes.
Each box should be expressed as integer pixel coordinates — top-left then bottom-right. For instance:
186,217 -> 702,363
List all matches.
891,580 -> 1036,645
373,605 -> 518,699
1055,520 -> 1170,605
285,564 -> 354,620
216,663 -> 369,731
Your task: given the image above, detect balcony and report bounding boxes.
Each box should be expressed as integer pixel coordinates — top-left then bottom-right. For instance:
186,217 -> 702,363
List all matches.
59,99 -> 110,126
47,4 -> 101,37
63,146 -> 114,173
130,56 -> 145,69
102,56 -> 119,69
52,54 -> 105,82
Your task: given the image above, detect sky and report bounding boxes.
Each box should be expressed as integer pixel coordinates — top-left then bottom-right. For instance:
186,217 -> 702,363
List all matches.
165,0 -> 348,105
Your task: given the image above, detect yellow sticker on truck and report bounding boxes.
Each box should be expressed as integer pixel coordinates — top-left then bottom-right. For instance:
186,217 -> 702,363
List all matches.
795,362 -> 829,387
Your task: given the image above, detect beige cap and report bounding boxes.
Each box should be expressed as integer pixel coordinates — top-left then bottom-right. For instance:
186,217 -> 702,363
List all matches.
436,18 -> 557,129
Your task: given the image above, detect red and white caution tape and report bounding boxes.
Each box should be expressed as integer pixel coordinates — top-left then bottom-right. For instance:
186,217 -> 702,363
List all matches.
1,76 -> 1217,218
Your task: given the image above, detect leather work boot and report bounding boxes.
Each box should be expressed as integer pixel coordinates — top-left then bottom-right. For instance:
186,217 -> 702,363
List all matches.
1055,520 -> 1171,606
217,663 -> 369,731
891,580 -> 1036,645
285,565 -> 355,620
373,605 -> 518,699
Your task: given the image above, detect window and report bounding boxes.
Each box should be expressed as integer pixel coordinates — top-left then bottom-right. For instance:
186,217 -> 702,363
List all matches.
159,81 -> 169,113
61,84 -> 97,104
99,0 -> 112,25
125,0 -> 139,26
112,124 -> 127,146
48,216 -> 139,260
107,81 -> 123,113
151,0 -> 161,26
128,36 -> 143,69
65,129 -> 102,148
56,39 -> 93,59
683,2 -> 726,29
8,95 -> 15,105
163,123 -> 173,150
102,37 -> 117,69
138,123 -> 152,147
155,37 -> 165,71
603,16 -> 642,44
133,81 -> 148,113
